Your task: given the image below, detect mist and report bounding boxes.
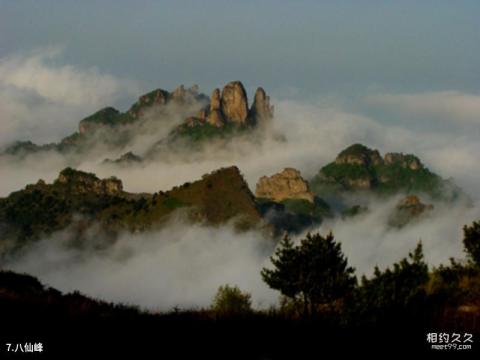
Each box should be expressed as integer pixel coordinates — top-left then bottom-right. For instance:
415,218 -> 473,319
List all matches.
1,54 -> 480,309
0,47 -> 140,149
4,192 -> 479,311
314,194 -> 480,276
4,218 -> 278,311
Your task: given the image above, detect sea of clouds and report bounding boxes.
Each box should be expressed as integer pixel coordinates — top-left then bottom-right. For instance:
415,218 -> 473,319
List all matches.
1,48 -> 480,310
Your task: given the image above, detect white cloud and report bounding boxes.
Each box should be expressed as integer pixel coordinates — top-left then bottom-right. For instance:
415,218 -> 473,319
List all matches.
314,195 -> 480,276
6,220 -> 278,311
366,91 -> 480,124
0,47 -> 139,106
0,47 -> 140,147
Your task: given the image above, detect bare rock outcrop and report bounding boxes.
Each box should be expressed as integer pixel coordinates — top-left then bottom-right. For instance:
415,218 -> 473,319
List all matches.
220,81 -> 249,124
249,87 -> 274,124
206,88 -> 225,127
255,168 -> 314,203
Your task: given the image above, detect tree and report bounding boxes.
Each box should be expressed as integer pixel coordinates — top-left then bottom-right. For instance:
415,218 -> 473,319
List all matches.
261,232 -> 356,317
261,235 -> 300,300
463,221 -> 480,266
353,242 -> 429,326
211,284 -> 252,316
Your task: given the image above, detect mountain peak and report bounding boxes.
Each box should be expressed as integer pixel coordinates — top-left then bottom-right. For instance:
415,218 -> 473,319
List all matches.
78,107 -> 121,135
311,143 -> 458,200
335,144 -> 383,167
220,81 -> 249,125
250,87 -> 274,124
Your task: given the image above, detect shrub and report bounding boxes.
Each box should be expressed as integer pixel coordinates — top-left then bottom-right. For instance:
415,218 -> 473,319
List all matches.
211,284 -> 252,316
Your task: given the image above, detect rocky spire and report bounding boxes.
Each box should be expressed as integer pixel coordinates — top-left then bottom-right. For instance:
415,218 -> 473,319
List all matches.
249,87 -> 274,124
220,81 -> 249,124
182,81 -> 273,128
206,88 -> 225,127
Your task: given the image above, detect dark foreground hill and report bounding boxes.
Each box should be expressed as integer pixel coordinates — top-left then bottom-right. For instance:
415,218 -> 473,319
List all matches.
0,268 -> 478,358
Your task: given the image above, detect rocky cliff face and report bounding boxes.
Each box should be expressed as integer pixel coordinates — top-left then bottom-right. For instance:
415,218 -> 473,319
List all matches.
249,87 -> 274,125
182,80 -> 273,129
220,81 -> 249,124
256,168 -> 314,203
206,88 -> 225,127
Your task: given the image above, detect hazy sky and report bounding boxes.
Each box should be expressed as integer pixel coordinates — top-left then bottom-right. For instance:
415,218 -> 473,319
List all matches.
2,0 -> 479,99
1,1 -> 479,146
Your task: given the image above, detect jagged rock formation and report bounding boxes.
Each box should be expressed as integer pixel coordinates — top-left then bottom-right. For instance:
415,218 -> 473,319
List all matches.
181,81 -> 273,130
256,168 -> 314,203
310,143 -> 464,201
206,88 -> 225,127
389,195 -> 434,227
4,81 -> 274,157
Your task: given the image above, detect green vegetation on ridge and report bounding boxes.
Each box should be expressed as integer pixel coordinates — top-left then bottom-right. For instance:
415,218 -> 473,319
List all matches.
310,143 -> 463,201
0,166 -> 262,255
